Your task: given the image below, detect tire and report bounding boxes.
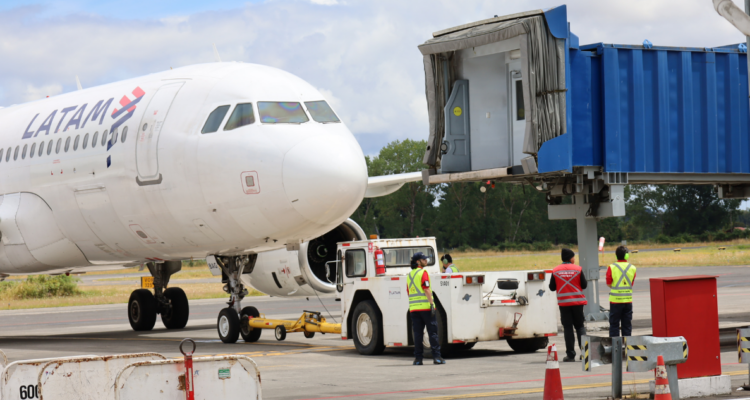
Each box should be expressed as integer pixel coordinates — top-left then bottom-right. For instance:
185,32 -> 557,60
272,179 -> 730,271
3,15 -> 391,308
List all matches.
161,287 -> 189,329
352,300 -> 385,355
275,325 -> 287,341
304,331 -> 315,339
128,289 -> 157,331
240,306 -> 262,342
217,308 -> 240,344
507,337 -> 549,353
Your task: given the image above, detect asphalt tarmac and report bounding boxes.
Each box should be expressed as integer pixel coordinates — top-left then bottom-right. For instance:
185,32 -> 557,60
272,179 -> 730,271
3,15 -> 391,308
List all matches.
1,265 -> 750,399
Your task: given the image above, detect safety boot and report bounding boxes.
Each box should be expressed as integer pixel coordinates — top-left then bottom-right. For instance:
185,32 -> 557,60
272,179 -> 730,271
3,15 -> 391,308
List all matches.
413,358 -> 423,365
433,356 -> 446,365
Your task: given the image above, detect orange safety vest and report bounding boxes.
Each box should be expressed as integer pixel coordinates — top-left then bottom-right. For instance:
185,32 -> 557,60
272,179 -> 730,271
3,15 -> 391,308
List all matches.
552,263 -> 588,307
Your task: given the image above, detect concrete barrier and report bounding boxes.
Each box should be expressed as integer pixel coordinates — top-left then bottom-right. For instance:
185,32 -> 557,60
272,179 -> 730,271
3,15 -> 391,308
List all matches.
114,356 -> 262,400
1,356 -> 96,400
0,349 -> 7,391
36,353 -> 166,400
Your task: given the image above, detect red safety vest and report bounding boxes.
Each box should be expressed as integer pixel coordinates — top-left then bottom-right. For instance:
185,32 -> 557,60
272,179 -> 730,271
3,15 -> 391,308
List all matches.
552,263 -> 588,307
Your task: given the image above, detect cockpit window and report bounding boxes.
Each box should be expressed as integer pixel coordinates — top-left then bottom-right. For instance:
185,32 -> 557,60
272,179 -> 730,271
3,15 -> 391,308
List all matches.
224,103 -> 255,131
305,101 -> 340,123
258,102 -> 309,124
202,105 -> 230,134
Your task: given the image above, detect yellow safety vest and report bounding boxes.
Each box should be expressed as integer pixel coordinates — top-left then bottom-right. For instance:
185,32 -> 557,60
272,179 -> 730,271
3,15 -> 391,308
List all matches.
445,264 -> 459,273
609,262 -> 636,303
408,268 -> 430,311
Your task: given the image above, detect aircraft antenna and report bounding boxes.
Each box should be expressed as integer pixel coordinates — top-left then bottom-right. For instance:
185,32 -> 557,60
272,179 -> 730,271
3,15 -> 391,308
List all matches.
75,75 -> 83,91
212,43 -> 222,62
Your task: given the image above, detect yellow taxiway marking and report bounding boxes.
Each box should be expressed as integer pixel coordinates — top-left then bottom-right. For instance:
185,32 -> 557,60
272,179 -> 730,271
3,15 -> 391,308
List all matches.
408,369 -> 749,400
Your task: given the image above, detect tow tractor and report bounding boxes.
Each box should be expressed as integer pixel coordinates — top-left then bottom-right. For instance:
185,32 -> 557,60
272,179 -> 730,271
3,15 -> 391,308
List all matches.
220,237 -> 559,356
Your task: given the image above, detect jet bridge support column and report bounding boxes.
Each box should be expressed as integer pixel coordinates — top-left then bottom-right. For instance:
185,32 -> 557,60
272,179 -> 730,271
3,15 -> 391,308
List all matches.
548,177 -> 626,321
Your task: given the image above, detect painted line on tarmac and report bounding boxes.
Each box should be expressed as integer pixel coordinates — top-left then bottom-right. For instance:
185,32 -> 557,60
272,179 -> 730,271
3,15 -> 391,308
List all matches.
0,335 -> 344,348
407,369 -> 750,400
301,368 -> 750,400
297,372 -> 613,400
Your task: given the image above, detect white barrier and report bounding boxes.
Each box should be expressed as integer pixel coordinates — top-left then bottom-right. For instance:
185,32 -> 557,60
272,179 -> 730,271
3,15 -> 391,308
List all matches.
114,356 -> 262,400
37,353 -> 166,400
1,355 -> 96,400
0,349 -> 7,393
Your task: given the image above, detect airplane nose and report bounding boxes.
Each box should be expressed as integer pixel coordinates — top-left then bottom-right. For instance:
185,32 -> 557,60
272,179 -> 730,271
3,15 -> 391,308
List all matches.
283,136 -> 367,226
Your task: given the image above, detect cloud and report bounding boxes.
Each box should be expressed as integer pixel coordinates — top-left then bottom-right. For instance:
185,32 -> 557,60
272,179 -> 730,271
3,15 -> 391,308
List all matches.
0,0 -> 745,153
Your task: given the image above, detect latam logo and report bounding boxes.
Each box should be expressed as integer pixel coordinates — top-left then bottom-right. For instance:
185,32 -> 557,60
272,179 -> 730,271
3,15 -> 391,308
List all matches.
21,87 -> 146,168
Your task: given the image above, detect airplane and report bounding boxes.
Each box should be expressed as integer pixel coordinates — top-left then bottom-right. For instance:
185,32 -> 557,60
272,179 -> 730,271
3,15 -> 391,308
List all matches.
0,62 -> 422,338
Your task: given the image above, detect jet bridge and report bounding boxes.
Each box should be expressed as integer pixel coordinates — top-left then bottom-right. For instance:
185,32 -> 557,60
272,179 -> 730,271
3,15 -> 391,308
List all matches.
419,5 -> 750,321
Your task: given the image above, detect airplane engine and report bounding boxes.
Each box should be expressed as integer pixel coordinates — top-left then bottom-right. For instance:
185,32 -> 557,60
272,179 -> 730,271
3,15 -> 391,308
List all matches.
241,219 -> 366,296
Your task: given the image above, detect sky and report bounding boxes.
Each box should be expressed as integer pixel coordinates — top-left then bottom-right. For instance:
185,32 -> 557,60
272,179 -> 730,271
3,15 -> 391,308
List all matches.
0,0 -> 746,157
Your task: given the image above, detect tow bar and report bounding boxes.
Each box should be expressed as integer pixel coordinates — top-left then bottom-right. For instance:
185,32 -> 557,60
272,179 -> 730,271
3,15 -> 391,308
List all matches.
245,310 -> 341,341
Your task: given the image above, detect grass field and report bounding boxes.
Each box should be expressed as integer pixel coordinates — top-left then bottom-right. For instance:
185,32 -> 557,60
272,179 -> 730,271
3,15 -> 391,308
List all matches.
2,243 -> 748,310
453,244 -> 750,272
0,282 -> 264,310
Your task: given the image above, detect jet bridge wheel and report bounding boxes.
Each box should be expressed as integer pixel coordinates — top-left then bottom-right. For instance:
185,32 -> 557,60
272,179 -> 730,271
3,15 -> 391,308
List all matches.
218,308 -> 241,344
352,300 -> 385,355
240,306 -> 262,342
506,337 -> 549,353
161,287 -> 190,329
128,289 -> 157,331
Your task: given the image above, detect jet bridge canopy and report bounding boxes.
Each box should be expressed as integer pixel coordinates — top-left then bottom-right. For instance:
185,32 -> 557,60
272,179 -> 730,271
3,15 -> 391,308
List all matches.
420,5 -> 750,195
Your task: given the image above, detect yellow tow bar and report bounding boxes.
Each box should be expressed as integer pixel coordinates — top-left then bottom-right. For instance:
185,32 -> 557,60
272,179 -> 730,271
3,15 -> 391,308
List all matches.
246,310 -> 341,341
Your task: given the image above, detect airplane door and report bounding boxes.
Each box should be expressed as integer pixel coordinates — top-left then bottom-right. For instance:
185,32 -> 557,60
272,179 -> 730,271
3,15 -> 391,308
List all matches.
441,80 -> 471,173
135,82 -> 184,185
510,71 -> 526,166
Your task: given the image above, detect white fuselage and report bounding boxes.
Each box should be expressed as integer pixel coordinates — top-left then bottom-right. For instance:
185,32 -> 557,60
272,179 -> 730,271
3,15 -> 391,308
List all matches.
0,62 -> 368,274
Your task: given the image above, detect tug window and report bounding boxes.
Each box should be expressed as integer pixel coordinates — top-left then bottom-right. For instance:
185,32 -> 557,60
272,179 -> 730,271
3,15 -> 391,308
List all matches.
224,103 -> 255,131
258,102 -> 309,124
345,249 -> 367,278
382,247 -> 435,268
202,105 -> 230,133
305,101 -> 340,123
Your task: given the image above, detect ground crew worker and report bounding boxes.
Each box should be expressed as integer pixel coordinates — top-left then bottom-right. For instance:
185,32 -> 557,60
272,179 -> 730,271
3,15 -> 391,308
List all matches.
408,252 -> 445,365
607,246 -> 636,337
440,254 -> 458,273
549,248 -> 587,362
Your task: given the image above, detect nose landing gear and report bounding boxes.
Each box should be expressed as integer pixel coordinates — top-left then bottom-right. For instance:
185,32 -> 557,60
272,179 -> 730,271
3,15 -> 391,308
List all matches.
214,255 -> 256,343
127,260 -> 190,331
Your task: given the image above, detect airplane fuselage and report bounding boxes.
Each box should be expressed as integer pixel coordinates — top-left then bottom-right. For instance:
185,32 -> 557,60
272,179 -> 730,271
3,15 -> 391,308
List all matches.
0,62 -> 368,274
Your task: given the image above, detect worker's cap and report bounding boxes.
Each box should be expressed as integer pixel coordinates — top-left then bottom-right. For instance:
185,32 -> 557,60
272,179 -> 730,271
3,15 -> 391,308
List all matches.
411,252 -> 428,263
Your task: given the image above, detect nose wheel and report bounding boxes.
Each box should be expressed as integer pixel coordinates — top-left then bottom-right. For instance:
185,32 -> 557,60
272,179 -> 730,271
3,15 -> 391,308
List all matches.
213,255 -> 254,343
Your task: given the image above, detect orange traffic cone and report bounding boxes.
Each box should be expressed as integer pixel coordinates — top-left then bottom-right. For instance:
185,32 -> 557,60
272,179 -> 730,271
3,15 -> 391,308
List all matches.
654,355 -> 672,400
543,344 -> 564,400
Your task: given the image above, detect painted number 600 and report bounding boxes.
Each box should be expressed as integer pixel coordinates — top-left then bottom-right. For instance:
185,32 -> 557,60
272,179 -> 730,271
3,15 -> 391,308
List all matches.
20,384 -> 39,399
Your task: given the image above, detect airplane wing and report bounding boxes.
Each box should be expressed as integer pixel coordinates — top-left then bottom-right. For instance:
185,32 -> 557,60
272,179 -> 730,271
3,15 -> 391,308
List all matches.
365,171 -> 423,198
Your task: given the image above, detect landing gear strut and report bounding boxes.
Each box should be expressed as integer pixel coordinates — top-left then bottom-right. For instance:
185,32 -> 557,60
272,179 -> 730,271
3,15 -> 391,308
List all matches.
128,260 -> 190,331
215,255 -> 260,343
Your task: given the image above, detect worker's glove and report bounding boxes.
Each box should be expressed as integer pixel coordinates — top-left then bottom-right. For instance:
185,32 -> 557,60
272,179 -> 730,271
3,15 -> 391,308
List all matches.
430,304 -> 436,318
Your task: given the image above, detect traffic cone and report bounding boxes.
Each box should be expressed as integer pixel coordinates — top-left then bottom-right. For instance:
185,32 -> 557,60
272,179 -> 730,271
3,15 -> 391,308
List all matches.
654,355 -> 672,400
543,344 -> 564,400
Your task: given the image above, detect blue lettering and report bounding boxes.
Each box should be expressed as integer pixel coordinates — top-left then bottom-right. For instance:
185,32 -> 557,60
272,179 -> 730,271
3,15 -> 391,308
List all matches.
82,98 -> 113,128
54,106 -> 77,133
22,114 -> 40,139
35,110 -> 57,137
64,104 -> 87,131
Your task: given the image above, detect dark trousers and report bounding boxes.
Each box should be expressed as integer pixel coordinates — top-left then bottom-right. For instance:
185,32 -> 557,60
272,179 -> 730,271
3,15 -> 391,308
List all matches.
411,310 -> 441,359
559,305 -> 586,359
609,302 -> 633,337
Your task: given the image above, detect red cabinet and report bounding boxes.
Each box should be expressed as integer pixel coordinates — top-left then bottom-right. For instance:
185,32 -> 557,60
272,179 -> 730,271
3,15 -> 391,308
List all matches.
650,275 -> 720,378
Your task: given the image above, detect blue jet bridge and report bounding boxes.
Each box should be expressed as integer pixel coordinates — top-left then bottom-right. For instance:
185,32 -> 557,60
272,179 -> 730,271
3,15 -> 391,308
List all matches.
419,5 -> 750,320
